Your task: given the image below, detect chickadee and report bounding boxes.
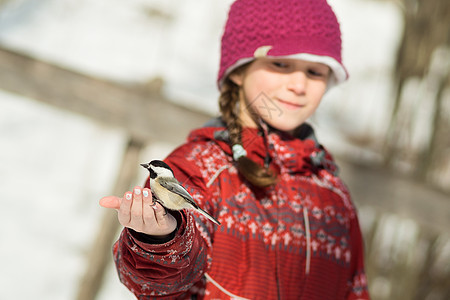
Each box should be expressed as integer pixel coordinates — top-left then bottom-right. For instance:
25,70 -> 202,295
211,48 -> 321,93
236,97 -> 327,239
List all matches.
140,160 -> 221,226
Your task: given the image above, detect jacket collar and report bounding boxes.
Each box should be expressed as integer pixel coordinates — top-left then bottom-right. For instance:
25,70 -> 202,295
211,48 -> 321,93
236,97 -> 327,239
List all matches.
188,117 -> 338,176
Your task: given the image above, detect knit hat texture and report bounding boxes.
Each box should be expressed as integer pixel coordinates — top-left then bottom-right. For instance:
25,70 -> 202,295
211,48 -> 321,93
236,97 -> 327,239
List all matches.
218,0 -> 348,88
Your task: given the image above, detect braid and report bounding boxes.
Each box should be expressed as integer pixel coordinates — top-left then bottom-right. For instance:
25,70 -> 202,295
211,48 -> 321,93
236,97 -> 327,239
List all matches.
219,75 -> 277,188
219,77 -> 242,146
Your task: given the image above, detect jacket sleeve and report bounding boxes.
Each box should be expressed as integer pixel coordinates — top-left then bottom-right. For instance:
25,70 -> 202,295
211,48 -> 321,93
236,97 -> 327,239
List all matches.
113,211 -> 207,299
346,214 -> 371,300
112,143 -> 219,299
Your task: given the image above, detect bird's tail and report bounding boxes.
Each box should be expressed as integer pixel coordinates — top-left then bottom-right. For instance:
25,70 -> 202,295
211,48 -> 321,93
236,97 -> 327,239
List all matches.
197,207 -> 221,226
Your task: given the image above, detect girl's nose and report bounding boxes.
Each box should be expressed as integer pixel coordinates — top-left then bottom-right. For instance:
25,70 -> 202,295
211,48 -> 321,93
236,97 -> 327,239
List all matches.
287,71 -> 307,95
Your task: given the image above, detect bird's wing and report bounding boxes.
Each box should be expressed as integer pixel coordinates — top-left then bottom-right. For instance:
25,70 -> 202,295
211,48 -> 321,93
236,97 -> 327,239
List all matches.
158,178 -> 220,226
159,179 -> 199,208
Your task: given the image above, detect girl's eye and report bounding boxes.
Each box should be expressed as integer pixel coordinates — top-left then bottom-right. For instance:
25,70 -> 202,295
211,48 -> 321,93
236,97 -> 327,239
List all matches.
308,69 -> 325,77
272,61 -> 289,69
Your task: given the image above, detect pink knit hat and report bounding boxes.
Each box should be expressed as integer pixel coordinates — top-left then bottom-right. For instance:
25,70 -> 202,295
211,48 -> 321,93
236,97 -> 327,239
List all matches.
218,0 -> 348,89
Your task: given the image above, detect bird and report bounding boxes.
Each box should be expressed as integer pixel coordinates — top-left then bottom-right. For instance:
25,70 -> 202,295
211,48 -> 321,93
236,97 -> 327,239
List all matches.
140,160 -> 221,225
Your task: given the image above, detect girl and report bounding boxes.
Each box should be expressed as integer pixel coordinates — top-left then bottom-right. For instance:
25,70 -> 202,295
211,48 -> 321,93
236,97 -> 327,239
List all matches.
101,0 -> 370,299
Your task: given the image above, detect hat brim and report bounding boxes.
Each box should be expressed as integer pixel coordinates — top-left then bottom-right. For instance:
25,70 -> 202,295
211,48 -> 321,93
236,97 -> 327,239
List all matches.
219,53 -> 348,90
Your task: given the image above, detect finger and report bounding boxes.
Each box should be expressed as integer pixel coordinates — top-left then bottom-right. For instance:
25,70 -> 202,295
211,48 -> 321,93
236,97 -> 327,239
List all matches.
130,186 -> 143,222
142,188 -> 156,224
99,196 -> 121,209
152,202 -> 169,225
118,192 -> 132,225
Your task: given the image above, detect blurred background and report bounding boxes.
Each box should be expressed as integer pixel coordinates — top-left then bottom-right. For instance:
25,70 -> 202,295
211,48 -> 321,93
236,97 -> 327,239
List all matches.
0,0 -> 449,299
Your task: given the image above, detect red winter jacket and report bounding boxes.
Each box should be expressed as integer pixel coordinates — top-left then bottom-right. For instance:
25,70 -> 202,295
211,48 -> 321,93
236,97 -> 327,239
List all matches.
113,118 -> 370,300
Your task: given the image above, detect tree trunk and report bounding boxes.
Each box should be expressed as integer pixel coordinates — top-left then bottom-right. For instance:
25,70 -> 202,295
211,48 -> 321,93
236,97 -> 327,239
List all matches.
384,0 -> 450,192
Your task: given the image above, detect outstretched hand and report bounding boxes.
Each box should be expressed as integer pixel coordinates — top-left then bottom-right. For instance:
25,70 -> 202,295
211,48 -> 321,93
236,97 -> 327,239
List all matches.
99,186 -> 177,237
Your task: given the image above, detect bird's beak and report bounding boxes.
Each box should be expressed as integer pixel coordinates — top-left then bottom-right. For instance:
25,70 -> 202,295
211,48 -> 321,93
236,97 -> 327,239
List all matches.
140,163 -> 150,169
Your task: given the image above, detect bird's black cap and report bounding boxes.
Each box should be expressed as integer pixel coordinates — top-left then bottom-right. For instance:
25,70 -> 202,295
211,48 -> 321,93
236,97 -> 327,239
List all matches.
140,160 -> 173,179
149,160 -> 172,170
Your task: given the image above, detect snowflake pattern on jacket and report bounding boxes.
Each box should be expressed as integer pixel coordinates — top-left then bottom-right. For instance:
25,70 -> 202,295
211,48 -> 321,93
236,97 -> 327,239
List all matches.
113,118 -> 370,300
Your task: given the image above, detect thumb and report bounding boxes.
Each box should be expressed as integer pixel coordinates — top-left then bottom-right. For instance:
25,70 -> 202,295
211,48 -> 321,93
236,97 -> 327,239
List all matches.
99,196 -> 121,209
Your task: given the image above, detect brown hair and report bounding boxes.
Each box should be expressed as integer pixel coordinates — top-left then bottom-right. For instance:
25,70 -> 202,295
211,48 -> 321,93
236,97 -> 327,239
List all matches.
219,67 -> 277,187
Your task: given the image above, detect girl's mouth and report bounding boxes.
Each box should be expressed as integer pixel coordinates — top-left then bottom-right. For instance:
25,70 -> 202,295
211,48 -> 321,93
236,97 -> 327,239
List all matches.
276,98 -> 304,110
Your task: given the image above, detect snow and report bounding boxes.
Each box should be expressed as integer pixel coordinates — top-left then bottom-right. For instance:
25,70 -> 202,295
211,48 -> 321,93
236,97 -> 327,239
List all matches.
0,0 -> 404,299
0,0 -> 234,114
0,90 -> 127,299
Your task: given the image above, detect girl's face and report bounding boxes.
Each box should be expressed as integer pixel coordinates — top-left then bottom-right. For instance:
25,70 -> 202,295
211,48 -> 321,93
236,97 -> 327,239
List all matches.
230,58 -> 330,134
